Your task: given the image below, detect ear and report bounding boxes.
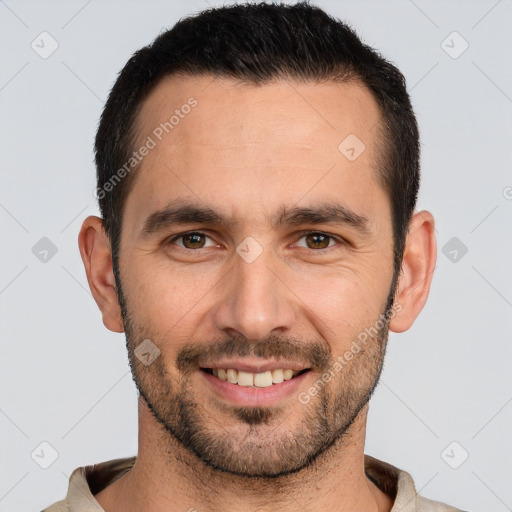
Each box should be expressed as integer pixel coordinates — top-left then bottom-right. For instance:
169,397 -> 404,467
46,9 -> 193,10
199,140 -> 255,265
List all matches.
388,210 -> 437,333
78,216 -> 124,333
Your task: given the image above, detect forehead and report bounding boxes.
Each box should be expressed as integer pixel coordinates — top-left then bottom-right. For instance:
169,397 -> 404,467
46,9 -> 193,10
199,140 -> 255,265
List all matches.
136,73 -> 381,151
124,73 -> 388,236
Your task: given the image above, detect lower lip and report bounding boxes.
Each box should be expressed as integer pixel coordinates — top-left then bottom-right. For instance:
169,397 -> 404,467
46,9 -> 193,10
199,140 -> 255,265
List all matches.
200,369 -> 311,407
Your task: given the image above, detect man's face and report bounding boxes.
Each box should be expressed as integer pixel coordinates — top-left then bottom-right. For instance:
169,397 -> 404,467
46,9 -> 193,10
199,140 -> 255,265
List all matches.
117,74 -> 396,477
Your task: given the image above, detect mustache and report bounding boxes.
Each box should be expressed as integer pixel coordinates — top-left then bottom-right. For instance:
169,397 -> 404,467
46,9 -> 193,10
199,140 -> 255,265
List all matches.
176,334 -> 332,373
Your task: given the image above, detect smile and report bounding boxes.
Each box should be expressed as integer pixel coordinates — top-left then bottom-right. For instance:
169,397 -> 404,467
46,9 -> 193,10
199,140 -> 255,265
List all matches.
201,368 -> 311,388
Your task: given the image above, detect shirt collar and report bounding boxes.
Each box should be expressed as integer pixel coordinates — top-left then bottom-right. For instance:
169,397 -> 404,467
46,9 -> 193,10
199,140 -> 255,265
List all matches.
61,454 -> 417,511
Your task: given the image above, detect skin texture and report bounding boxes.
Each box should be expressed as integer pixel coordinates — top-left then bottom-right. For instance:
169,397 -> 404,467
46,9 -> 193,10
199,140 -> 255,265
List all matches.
78,74 -> 436,512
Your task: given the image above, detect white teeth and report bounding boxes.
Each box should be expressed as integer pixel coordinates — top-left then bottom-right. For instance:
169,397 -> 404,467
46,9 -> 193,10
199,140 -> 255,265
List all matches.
226,368 -> 238,384
271,369 -> 284,383
253,371 -> 273,388
208,367 -> 303,386
283,369 -> 294,380
237,371 -> 254,387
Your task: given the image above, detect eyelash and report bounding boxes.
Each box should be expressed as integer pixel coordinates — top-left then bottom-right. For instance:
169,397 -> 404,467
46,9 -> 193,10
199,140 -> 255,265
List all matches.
167,230 -> 345,255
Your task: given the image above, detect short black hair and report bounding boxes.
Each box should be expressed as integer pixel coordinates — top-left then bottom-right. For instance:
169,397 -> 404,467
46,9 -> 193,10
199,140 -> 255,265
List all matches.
95,0 -> 420,295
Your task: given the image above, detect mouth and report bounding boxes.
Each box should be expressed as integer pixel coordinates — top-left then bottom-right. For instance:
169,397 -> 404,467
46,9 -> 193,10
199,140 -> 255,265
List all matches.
200,367 -> 311,388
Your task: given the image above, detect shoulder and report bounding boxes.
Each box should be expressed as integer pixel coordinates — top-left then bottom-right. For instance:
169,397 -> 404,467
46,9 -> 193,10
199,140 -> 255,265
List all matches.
40,498 -> 68,511
39,456 -> 135,512
364,453 -> 469,512
416,491 -> 471,511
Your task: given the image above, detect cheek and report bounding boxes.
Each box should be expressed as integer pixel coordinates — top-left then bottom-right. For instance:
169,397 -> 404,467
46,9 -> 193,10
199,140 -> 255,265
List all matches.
125,259 -> 221,330
289,269 -> 386,350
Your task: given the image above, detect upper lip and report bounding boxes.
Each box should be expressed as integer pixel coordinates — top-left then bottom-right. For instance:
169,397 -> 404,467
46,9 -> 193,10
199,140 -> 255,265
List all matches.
200,358 -> 311,373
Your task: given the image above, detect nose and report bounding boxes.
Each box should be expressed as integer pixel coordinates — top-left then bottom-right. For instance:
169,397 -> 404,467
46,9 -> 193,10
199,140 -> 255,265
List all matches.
213,248 -> 296,342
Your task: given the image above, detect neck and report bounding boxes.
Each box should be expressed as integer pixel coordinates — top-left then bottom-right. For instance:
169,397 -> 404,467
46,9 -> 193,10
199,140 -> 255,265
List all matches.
94,400 -> 393,512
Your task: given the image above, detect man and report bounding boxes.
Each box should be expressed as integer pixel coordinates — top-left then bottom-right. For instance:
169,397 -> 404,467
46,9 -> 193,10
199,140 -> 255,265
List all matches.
42,2 -> 465,511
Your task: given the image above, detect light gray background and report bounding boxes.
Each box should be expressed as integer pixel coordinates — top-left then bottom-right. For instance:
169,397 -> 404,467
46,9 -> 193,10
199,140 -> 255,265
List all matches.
1,0 -> 511,511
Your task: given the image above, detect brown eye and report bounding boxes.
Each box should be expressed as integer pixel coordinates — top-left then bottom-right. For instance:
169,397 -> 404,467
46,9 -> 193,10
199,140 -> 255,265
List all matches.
304,232 -> 332,250
169,231 -> 213,249
182,233 -> 205,248
294,231 -> 343,253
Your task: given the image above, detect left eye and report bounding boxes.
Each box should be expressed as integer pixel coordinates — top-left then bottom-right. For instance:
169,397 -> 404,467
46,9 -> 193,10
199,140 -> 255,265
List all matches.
168,231 -> 340,252
294,231 -> 339,251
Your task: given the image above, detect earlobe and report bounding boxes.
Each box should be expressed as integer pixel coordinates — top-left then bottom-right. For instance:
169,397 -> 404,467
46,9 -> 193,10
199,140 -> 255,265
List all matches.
78,216 -> 124,333
388,210 -> 437,333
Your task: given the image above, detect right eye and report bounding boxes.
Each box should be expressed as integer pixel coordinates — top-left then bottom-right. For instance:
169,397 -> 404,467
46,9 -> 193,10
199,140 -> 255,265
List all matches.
167,231 -> 217,250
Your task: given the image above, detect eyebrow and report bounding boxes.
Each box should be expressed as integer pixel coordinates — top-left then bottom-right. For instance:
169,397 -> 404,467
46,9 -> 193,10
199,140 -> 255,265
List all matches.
139,199 -> 372,238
